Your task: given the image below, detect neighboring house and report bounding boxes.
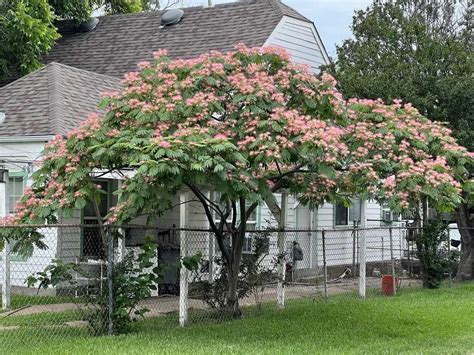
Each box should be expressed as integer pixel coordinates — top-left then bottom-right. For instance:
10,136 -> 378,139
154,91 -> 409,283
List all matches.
0,0 -> 402,288
0,62 -> 121,285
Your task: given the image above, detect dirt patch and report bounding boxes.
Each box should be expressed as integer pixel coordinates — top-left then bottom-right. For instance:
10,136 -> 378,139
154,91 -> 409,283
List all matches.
0,303 -> 79,317
0,277 -> 422,319
64,320 -> 89,328
0,325 -> 20,331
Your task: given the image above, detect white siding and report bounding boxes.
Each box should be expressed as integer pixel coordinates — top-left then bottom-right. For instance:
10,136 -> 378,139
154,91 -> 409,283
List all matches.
316,202 -> 334,228
0,141 -> 45,168
58,209 -> 82,262
264,16 -> 330,73
0,227 -> 57,287
0,141 -> 62,285
366,200 -> 382,227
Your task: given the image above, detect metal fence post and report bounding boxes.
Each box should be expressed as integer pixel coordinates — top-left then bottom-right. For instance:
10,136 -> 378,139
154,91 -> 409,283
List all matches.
322,230 -> 328,299
106,226 -> 114,335
179,192 -> 189,326
389,227 -> 396,296
179,230 -> 189,326
2,241 -> 10,310
0,175 -> 10,311
208,231 -> 214,283
447,227 -> 452,287
358,228 -> 366,299
358,200 -> 367,299
276,230 -> 286,309
277,191 -> 288,309
352,220 -> 357,278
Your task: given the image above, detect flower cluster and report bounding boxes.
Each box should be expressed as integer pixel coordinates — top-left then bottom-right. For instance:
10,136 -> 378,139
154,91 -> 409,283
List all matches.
2,44 -> 471,230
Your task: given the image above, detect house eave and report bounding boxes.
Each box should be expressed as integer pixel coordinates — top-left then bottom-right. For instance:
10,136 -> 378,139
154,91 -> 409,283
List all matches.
0,135 -> 54,143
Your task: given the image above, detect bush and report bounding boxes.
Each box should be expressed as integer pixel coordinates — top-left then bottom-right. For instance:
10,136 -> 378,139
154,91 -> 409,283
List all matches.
416,222 -> 459,288
27,239 -> 163,335
190,234 -> 277,311
84,240 -> 163,334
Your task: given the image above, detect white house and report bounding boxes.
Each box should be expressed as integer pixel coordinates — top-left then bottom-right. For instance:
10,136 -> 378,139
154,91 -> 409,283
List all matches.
0,0 -> 402,289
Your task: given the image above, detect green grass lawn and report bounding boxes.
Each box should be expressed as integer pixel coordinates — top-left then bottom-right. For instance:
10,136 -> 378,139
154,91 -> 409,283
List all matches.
2,283 -> 474,354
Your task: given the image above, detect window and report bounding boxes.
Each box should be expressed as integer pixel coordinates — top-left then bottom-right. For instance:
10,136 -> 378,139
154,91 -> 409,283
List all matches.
334,199 -> 361,226
381,205 -> 401,224
213,192 -> 259,227
82,180 -> 111,259
8,175 -> 25,213
335,203 -> 349,226
246,200 -> 258,225
242,234 -> 270,255
242,236 -> 253,254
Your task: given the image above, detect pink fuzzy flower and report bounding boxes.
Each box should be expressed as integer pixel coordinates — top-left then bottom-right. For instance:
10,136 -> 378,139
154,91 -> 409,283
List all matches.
214,133 -> 228,140
159,141 -> 171,148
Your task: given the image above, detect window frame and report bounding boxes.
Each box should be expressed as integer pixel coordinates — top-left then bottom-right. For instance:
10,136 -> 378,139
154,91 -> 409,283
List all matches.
80,179 -> 112,259
212,192 -> 260,228
334,202 -> 350,227
8,172 -> 27,213
242,234 -> 270,255
333,199 -> 361,227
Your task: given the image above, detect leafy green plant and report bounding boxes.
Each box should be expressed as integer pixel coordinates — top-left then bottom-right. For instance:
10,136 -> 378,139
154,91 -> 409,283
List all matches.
86,239 -> 163,334
26,259 -> 85,292
190,233 -> 277,312
26,238 -> 163,334
0,0 -> 60,81
416,222 -> 459,288
26,235 -> 203,334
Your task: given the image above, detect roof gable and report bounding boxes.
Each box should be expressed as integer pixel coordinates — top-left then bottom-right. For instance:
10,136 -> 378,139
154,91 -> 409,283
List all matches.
0,63 -> 120,137
44,0 -> 309,78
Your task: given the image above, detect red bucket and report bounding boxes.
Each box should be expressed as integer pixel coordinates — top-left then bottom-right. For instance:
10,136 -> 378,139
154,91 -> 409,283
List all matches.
381,275 -> 398,296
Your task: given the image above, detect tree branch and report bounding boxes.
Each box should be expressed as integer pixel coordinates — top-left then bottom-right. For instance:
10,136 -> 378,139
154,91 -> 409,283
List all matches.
186,183 -> 231,264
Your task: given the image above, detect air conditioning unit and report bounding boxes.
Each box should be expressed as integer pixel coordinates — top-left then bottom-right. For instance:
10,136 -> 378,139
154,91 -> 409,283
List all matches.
382,209 -> 392,223
382,208 -> 400,224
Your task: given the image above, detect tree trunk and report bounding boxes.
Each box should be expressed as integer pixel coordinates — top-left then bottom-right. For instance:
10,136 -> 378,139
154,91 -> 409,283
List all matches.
226,256 -> 242,316
225,198 -> 246,317
225,236 -> 244,316
455,202 -> 474,280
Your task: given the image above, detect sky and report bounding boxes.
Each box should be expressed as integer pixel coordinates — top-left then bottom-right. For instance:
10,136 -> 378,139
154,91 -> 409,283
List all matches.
212,0 -> 374,58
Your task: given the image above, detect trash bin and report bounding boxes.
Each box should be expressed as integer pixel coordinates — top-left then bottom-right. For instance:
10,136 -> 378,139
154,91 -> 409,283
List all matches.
381,275 -> 398,296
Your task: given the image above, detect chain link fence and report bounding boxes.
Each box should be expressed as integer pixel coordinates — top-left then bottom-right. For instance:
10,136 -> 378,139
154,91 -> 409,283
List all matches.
0,224 -> 468,349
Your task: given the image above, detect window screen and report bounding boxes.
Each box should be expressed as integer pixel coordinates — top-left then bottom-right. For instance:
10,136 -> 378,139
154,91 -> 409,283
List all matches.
335,203 -> 349,226
8,176 -> 25,213
335,199 -> 361,226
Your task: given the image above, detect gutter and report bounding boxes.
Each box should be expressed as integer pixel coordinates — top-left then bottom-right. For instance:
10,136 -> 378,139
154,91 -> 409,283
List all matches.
0,135 -> 54,143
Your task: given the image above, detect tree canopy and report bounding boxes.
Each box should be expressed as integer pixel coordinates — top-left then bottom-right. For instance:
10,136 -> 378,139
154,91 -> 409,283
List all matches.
0,0 -> 59,80
1,45 -> 471,231
326,0 -> 474,279
326,0 -> 474,151
48,0 -> 143,23
1,45 -> 472,310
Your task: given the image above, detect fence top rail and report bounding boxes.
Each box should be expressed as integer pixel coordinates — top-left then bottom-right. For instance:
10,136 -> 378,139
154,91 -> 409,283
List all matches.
0,224 -> 472,233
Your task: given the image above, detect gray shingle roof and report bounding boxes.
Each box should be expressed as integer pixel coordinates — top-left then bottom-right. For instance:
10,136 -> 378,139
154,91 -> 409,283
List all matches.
44,0 -> 310,78
272,0 -> 310,22
0,62 -> 120,136
0,1 -> 309,138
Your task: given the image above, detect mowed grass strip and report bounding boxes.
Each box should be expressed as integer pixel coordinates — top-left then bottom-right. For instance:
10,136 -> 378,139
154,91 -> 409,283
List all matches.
2,283 -> 474,354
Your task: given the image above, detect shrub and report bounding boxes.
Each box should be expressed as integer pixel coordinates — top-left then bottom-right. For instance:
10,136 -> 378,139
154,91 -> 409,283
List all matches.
27,239 -> 163,334
190,234 -> 277,311
416,222 -> 459,288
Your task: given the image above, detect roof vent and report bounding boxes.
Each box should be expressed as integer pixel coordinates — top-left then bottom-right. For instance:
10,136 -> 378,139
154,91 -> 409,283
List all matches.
160,9 -> 184,27
0,112 -> 5,125
77,17 -> 99,33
